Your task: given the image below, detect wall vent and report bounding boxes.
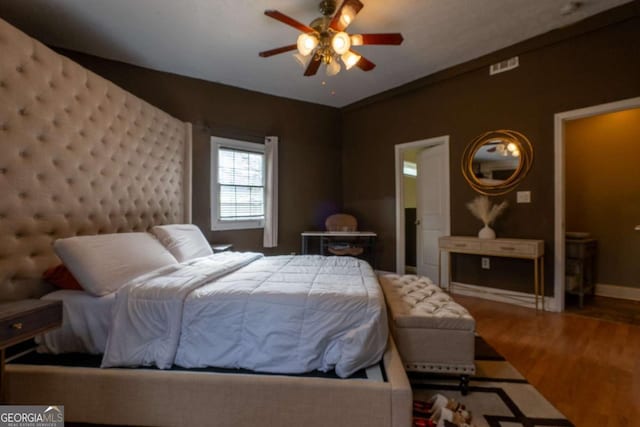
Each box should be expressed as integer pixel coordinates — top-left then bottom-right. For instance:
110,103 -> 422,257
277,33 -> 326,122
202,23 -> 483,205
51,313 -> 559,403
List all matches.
489,56 -> 519,75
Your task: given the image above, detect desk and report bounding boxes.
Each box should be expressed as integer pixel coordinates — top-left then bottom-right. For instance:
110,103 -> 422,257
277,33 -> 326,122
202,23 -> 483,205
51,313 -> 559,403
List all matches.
301,231 -> 377,267
438,236 -> 545,310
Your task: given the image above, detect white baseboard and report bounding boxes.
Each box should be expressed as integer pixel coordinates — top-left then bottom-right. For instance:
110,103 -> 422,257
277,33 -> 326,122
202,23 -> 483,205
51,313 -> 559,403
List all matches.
452,281 -> 557,311
595,283 -> 640,301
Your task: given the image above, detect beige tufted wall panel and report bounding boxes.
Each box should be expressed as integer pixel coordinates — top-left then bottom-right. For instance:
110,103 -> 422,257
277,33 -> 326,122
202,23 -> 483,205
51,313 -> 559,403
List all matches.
0,18 -> 192,300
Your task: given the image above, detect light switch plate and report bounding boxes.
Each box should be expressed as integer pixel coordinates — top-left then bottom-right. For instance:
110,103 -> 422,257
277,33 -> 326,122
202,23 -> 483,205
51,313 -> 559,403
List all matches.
517,191 -> 531,203
481,257 -> 490,269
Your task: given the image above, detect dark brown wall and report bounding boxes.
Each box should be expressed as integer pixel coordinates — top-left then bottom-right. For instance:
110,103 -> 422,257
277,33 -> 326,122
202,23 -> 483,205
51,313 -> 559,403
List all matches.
341,3 -> 640,296
57,50 -> 343,256
566,108 -> 640,288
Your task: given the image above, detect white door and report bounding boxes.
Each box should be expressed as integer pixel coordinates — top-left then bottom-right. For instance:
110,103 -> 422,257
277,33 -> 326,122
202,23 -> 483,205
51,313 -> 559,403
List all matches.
416,145 -> 448,286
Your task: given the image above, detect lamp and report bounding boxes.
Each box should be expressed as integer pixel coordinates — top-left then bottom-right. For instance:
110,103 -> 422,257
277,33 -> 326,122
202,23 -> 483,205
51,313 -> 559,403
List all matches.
341,51 -> 361,70
331,31 -> 351,54
326,58 -> 341,76
297,33 -> 318,56
292,2 -> 358,76
296,29 -> 356,76
350,34 -> 364,46
340,4 -> 356,27
261,0 -> 404,77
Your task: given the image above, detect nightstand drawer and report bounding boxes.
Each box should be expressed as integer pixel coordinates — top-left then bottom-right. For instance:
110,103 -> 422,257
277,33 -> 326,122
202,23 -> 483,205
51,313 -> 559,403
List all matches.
0,300 -> 62,348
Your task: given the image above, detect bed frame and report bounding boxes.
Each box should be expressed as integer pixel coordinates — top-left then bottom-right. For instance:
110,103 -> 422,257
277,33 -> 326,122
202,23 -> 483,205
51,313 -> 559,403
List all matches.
0,17 -> 411,426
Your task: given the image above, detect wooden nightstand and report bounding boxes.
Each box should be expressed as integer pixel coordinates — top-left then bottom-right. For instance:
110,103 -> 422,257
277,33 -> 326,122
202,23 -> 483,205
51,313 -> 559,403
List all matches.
211,243 -> 233,253
0,299 -> 63,400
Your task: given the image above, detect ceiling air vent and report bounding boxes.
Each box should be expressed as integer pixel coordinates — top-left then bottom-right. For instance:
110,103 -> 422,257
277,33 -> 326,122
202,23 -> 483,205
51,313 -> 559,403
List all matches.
489,56 -> 519,75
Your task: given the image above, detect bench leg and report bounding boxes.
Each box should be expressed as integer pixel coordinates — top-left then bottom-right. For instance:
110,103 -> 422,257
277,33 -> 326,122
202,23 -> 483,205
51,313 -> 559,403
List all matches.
459,375 -> 470,396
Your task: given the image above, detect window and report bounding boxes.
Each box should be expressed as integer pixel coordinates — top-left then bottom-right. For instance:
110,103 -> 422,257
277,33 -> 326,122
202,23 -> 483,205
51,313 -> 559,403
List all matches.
403,160 -> 417,177
211,137 -> 265,230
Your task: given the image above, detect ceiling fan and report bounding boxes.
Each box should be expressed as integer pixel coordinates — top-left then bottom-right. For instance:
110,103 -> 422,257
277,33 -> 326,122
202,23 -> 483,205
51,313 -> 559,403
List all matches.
485,141 -> 521,157
259,0 -> 404,77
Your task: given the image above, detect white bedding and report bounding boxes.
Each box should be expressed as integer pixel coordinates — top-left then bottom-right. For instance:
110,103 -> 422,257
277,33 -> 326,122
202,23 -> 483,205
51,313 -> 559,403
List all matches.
174,255 -> 387,377
37,290 -> 115,354
41,253 -> 388,378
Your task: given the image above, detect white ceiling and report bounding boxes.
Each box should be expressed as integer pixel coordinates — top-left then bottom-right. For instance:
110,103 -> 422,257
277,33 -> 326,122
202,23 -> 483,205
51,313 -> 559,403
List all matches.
0,0 -> 632,107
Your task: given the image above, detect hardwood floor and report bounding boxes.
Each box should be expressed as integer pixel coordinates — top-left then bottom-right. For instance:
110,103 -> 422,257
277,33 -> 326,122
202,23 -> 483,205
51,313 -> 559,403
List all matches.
454,295 -> 640,427
565,295 -> 640,326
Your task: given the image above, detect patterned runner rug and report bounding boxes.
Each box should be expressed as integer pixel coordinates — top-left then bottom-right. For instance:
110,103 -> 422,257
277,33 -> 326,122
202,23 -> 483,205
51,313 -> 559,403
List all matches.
410,337 -> 574,427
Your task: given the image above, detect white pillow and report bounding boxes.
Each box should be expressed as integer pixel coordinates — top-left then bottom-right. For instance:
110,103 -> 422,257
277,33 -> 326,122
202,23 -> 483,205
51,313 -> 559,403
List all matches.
54,232 -> 178,296
150,224 -> 213,262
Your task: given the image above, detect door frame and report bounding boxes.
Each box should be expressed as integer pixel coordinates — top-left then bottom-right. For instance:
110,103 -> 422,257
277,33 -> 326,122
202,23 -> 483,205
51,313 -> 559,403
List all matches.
395,135 -> 450,279
553,96 -> 640,311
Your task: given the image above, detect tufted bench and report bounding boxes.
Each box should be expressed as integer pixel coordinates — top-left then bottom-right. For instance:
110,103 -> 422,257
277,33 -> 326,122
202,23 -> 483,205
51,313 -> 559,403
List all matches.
378,274 -> 476,393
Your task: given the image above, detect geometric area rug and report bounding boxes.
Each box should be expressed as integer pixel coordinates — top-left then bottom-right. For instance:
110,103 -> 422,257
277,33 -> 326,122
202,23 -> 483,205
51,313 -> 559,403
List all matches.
409,337 -> 574,427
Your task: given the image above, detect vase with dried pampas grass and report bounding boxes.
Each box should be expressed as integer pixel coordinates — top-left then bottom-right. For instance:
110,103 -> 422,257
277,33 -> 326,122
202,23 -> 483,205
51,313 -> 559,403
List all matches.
466,195 -> 508,239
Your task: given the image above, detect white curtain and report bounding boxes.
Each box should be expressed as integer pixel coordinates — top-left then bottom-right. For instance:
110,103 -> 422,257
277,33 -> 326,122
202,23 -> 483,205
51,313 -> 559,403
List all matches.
263,136 -> 278,247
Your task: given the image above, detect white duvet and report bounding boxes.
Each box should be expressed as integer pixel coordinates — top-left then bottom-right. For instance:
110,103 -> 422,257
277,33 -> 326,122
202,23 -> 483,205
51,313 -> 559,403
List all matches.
101,253 -> 388,378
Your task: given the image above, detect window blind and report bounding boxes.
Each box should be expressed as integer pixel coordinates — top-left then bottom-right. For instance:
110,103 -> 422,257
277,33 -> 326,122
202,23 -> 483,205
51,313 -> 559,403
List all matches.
218,148 -> 264,219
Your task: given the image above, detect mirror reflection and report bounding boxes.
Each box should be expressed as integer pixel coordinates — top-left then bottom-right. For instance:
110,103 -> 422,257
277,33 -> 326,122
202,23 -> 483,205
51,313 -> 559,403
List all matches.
461,129 -> 533,196
472,139 -> 522,185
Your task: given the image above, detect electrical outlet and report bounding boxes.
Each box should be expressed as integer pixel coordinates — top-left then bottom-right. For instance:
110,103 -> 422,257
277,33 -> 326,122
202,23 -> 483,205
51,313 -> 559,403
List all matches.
481,257 -> 490,269
517,191 -> 531,203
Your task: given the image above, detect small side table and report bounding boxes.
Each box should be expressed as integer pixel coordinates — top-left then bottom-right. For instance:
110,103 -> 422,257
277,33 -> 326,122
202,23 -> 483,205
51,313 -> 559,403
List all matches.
565,238 -> 597,308
0,299 -> 63,400
211,244 -> 233,253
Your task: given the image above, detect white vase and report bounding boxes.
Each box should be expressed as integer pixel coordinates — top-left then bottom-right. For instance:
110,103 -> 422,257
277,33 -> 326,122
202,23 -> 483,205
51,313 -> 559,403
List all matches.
478,224 -> 496,239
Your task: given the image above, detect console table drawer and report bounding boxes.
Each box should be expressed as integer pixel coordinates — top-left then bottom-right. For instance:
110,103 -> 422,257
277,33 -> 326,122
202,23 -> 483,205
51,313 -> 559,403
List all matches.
439,238 -> 482,252
481,241 -> 537,257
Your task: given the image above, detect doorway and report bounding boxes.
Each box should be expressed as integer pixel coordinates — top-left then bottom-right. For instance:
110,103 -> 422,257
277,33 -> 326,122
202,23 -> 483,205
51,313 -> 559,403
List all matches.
554,96 -> 640,311
395,136 -> 450,287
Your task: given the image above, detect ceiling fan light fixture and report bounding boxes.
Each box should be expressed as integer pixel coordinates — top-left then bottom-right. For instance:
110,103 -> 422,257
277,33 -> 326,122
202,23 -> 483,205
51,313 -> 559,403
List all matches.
297,33 -> 318,56
261,1 -> 403,77
331,31 -> 351,54
341,51 -> 361,70
340,5 -> 356,27
350,34 -> 363,46
326,58 -> 341,76
293,52 -> 310,68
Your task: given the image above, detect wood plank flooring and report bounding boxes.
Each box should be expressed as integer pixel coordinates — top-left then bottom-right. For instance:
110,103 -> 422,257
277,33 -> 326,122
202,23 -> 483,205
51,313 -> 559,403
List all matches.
454,295 -> 640,427
565,295 -> 640,326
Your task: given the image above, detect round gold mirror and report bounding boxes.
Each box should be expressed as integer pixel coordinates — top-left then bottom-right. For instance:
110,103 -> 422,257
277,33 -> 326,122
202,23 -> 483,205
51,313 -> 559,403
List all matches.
462,129 -> 533,196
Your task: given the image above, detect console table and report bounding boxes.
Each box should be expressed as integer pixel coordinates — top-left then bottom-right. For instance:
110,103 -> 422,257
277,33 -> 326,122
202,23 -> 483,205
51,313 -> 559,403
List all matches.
438,236 -> 545,310
301,231 -> 377,267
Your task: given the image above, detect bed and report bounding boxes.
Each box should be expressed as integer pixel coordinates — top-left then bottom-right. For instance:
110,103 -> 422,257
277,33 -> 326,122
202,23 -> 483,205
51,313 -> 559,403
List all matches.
0,16 -> 412,427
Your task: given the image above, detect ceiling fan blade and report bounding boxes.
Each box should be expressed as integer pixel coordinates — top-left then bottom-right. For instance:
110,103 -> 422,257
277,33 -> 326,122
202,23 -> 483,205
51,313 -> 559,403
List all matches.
329,0 -> 364,32
304,56 -> 321,76
265,10 -> 315,33
259,44 -> 298,58
354,33 -> 404,45
355,53 -> 376,71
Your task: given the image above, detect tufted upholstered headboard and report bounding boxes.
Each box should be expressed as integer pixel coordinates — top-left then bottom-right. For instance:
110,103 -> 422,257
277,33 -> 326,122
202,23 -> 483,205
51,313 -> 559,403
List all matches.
0,18 -> 192,300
